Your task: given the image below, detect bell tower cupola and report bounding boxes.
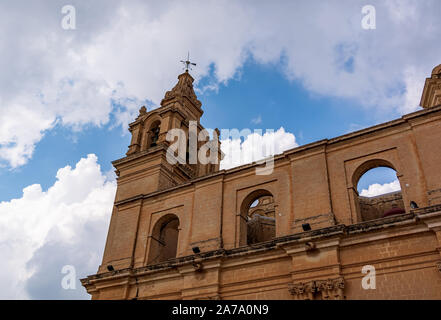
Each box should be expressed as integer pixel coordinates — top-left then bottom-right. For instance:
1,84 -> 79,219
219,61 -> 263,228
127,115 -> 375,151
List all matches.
112,68 -> 221,202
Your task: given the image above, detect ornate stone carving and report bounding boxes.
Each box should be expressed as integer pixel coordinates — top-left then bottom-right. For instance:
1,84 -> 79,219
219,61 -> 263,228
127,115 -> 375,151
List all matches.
134,106 -> 147,121
162,71 -> 202,108
288,281 -> 316,300
139,106 -> 147,115
436,261 -> 441,274
289,277 -> 345,300
316,277 -> 345,300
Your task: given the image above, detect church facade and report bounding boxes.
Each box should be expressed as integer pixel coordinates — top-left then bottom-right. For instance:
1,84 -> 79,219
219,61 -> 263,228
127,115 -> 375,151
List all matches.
81,64 -> 441,300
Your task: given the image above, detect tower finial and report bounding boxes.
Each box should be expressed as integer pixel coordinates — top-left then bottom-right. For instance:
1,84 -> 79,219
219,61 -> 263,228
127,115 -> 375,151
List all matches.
180,51 -> 196,72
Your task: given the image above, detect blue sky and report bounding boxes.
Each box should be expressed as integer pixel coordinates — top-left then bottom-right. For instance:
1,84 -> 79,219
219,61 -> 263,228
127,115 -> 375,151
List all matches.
0,120 -> 126,201
0,59 -> 389,201
0,58 -> 386,201
0,0 -> 440,299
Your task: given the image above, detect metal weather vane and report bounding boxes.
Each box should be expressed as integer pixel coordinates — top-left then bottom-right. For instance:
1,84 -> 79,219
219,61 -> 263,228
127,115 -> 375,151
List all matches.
180,52 -> 196,72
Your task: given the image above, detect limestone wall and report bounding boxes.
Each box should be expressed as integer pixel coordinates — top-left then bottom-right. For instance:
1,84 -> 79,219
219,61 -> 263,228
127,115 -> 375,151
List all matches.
83,106 -> 441,300
358,191 -> 405,221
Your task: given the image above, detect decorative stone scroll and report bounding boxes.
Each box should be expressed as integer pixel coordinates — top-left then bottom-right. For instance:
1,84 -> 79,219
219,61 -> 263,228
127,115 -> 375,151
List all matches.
288,277 -> 345,300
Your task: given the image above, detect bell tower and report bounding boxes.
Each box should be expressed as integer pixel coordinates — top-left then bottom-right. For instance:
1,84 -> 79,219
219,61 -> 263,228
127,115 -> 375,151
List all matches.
112,70 -> 221,203
420,64 -> 441,108
96,69 -> 222,273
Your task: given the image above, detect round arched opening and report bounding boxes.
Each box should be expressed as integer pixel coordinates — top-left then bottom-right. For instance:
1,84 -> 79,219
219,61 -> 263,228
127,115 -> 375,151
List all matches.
356,166 -> 404,221
240,190 -> 276,245
148,120 -> 161,148
148,214 -> 179,264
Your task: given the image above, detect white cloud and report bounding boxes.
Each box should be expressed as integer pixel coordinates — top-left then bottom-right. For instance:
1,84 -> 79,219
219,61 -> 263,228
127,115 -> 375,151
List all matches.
0,96 -> 55,167
0,154 -> 116,299
401,66 -> 427,114
360,179 -> 401,197
220,127 -> 298,170
385,0 -> 418,24
251,115 -> 262,125
0,0 -> 440,168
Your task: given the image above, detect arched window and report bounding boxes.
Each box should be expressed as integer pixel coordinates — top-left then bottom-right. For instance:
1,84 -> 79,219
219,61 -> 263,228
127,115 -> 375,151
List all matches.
240,190 -> 276,245
148,120 -> 161,148
355,165 -> 404,221
148,214 -> 179,264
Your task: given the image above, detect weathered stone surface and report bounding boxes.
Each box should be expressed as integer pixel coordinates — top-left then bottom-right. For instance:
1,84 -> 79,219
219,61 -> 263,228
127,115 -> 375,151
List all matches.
82,66 -> 441,300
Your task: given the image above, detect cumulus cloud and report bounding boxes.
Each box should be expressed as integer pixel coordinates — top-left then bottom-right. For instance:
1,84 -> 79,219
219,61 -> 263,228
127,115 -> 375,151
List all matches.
220,127 -> 298,170
0,0 -> 440,168
0,154 -> 116,299
360,179 -> 401,197
0,96 -> 55,167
